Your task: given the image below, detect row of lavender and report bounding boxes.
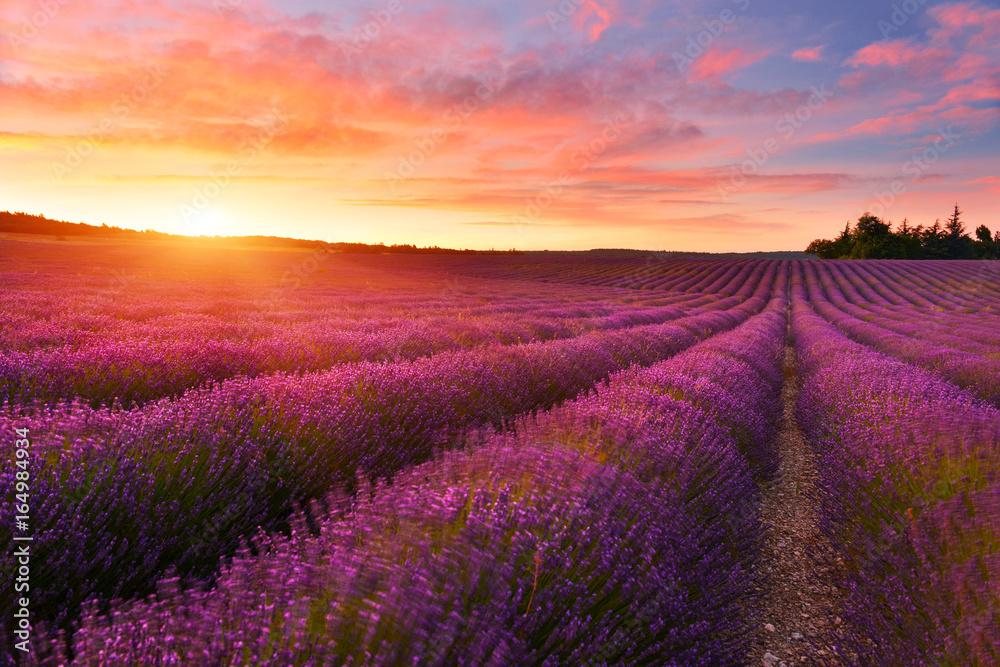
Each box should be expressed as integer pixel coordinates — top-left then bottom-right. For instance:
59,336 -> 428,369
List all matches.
36,272 -> 789,664
2,281 -> 697,353
791,264 -> 999,665
520,257 -> 762,293
812,260 -> 1000,338
0,299 -> 708,409
390,255 -> 769,295
806,259 -> 1000,312
805,261 -> 1000,333
0,262 -> 782,654
0,263 -> 769,408
802,261 -> 1000,405
2,256 -> 722,353
806,262 -> 1000,359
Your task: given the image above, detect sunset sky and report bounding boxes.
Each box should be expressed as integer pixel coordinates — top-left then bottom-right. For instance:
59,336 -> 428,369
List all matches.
1,0 -> 997,251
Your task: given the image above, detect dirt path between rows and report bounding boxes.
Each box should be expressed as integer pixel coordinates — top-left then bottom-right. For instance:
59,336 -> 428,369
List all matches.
746,343 -> 846,667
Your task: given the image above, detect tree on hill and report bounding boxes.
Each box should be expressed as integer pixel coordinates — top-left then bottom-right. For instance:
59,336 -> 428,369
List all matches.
944,204 -> 975,259
849,214 -> 900,259
921,219 -> 949,259
805,205 -> 997,259
805,221 -> 854,258
974,224 -> 998,259
896,218 -> 925,259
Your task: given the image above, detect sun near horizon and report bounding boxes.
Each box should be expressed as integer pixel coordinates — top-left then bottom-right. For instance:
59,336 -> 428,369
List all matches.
1,0 -> 997,252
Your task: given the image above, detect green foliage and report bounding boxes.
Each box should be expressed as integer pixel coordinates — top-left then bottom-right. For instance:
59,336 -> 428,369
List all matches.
805,204 -> 998,260
805,222 -> 855,259
850,214 -> 899,259
974,224 -> 999,259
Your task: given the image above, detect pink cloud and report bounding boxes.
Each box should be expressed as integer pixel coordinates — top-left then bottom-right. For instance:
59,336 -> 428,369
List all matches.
929,1 -> 1000,47
808,109 -> 936,143
827,3 -> 999,147
969,176 -> 1000,192
570,0 -> 620,42
845,39 -> 923,68
920,77 -> 1000,112
690,47 -> 771,83
791,46 -> 824,62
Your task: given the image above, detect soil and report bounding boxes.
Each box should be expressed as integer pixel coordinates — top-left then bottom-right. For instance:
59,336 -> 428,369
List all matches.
747,344 -> 847,666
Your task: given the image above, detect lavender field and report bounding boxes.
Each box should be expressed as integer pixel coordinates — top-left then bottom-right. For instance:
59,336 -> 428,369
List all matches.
2,239 -> 999,665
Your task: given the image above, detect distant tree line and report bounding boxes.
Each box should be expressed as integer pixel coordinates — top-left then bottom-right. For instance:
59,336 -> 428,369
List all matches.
0,210 -> 325,248
331,242 -> 521,255
806,205 -> 999,259
0,210 -> 522,254
0,210 -> 160,240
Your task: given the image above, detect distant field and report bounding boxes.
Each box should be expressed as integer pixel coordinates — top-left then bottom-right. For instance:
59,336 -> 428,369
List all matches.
1,238 -> 998,665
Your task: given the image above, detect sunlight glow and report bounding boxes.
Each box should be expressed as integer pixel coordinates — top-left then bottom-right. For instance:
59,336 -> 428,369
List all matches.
182,207 -> 230,237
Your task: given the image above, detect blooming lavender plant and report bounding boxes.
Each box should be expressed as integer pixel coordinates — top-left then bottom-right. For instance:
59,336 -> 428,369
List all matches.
0,261 -> 781,656
801,260 -> 1000,404
791,262 -> 1000,665
52,276 -> 789,665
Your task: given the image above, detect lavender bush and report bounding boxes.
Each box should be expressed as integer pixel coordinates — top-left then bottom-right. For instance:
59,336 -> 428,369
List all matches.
49,272 -> 789,665
792,262 -> 1000,665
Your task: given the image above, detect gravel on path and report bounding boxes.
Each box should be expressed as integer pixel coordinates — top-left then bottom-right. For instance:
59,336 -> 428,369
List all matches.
747,343 -> 848,667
